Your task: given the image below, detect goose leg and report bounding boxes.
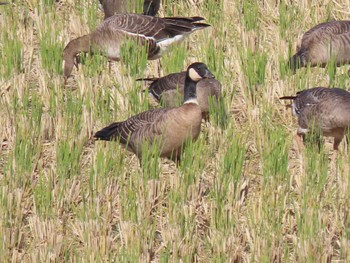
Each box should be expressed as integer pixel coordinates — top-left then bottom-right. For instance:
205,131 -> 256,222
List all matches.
333,136 -> 343,151
295,132 -> 305,152
74,56 -> 80,70
108,60 -> 112,73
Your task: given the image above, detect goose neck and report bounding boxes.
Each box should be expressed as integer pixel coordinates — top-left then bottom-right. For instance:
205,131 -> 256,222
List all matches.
183,76 -> 198,105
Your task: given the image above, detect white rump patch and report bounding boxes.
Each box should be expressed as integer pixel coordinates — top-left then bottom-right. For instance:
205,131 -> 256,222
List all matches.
184,98 -> 199,105
158,35 -> 185,52
297,127 -> 308,135
291,102 -> 298,116
188,68 -> 202,81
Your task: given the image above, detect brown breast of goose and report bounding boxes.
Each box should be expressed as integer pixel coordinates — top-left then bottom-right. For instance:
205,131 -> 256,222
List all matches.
63,14 -> 210,79
132,104 -> 202,159
289,21 -> 350,71
280,87 -> 350,150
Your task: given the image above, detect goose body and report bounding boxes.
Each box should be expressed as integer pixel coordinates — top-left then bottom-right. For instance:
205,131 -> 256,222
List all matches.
289,21 -> 350,71
99,0 -> 160,19
63,14 -> 210,79
138,71 -> 222,119
95,63 -> 214,163
280,87 -> 350,150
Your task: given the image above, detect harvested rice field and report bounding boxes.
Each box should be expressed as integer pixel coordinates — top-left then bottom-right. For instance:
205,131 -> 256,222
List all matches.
0,0 -> 349,262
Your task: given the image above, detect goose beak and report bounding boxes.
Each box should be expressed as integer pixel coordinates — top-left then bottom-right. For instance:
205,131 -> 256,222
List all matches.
204,69 -> 215,79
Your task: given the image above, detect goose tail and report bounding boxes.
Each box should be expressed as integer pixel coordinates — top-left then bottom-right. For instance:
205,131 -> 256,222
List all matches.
279,96 -> 296,100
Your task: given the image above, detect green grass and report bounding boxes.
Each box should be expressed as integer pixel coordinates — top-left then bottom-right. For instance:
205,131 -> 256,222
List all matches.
0,0 -> 349,262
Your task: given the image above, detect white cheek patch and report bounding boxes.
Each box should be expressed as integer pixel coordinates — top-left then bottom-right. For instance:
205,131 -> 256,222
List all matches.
188,68 -> 202,81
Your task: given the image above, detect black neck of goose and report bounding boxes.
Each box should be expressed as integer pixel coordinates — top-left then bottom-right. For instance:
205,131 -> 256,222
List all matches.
183,75 -> 197,104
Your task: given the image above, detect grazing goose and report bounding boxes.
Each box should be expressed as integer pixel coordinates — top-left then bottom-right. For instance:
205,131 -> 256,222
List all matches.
137,71 -> 222,120
94,62 -> 214,163
280,87 -> 350,150
63,14 -> 210,80
99,0 -> 160,19
289,21 -> 350,72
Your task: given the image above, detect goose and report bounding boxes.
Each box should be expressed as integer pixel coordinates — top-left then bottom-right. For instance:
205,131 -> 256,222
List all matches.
280,87 -> 350,150
94,62 -> 214,163
99,0 -> 160,19
63,14 -> 210,81
137,70 -> 222,120
289,21 -> 350,72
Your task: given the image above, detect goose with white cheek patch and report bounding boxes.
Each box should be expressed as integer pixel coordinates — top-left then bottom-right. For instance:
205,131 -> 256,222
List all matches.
137,70 -> 222,120
280,87 -> 350,150
94,62 -> 214,164
63,14 -> 210,82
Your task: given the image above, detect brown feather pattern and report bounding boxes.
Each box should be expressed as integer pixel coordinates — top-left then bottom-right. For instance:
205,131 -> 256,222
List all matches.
281,87 -> 350,149
63,14 -> 210,78
289,20 -> 350,71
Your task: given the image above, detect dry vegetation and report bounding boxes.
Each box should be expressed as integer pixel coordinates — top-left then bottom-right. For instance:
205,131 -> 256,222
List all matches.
0,0 -> 349,262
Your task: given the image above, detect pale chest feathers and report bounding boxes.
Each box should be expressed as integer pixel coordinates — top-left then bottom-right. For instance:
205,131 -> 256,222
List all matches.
169,104 -> 202,137
102,41 -> 122,60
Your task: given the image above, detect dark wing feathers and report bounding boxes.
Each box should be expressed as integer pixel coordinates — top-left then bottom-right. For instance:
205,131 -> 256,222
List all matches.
102,14 -> 210,41
281,87 -> 350,111
279,96 -> 297,100
95,108 -> 169,144
139,72 -> 186,101
304,20 -> 350,37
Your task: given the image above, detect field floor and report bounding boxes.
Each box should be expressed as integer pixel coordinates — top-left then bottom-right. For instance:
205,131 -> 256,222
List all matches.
0,0 -> 349,262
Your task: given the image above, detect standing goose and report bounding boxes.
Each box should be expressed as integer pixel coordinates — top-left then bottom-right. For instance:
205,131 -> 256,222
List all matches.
99,0 -> 160,19
137,71 -> 222,120
63,14 -> 210,80
94,62 -> 214,163
289,21 -> 350,72
280,87 -> 350,150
